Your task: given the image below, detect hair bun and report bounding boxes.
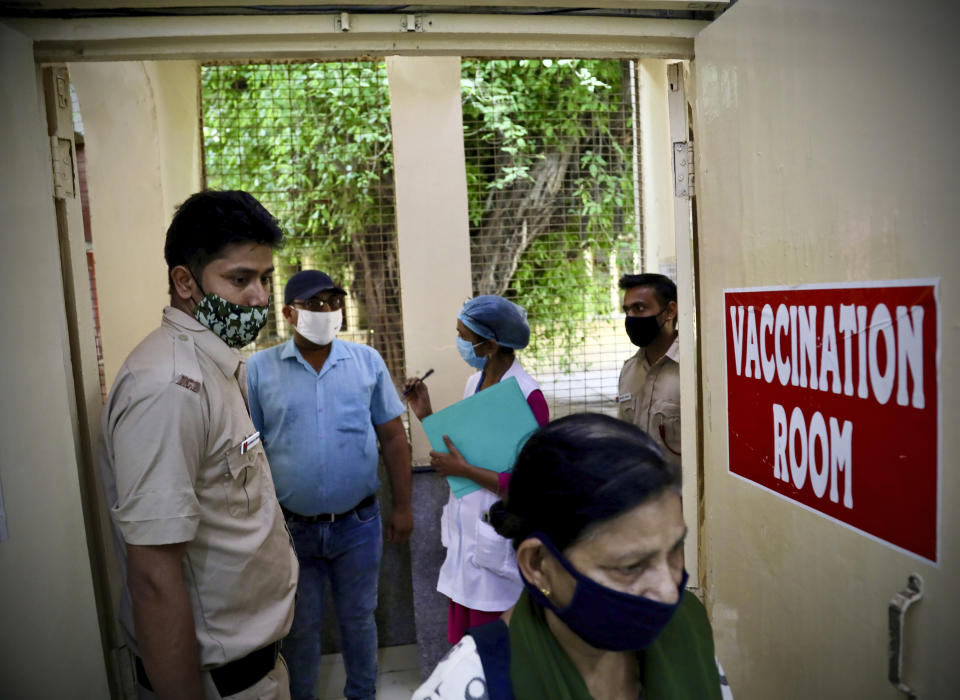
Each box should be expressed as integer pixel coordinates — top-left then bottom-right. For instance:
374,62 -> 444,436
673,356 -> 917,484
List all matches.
486,501 -> 527,539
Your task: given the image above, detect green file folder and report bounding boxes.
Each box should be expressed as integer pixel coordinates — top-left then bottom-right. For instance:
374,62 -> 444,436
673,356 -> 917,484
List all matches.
422,376 -> 540,498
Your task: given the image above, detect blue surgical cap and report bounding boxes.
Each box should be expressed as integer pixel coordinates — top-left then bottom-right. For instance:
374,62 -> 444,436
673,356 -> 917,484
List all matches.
458,295 -> 530,349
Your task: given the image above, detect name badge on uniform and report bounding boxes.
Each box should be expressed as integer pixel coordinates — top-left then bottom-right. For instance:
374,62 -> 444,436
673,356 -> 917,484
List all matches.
240,431 -> 261,454
615,393 -> 632,404
174,374 -> 201,393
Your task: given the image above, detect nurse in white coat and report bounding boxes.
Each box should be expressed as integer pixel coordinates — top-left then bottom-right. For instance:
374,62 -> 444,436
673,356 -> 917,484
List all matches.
404,295 -> 549,644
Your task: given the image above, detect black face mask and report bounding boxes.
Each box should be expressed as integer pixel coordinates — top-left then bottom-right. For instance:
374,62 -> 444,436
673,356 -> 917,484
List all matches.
625,313 -> 665,347
524,533 -> 688,651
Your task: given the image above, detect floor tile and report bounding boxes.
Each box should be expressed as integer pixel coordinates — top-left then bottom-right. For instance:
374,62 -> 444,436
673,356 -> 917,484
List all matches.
379,644 -> 420,674
376,666 -> 423,699
316,644 -> 421,700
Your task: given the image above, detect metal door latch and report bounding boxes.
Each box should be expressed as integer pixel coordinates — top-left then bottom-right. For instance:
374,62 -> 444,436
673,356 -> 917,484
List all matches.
400,14 -> 423,32
50,136 -> 76,199
888,573 -> 924,699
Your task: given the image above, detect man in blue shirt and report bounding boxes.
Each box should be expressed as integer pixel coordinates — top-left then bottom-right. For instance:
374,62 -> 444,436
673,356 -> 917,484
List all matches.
247,270 -> 413,700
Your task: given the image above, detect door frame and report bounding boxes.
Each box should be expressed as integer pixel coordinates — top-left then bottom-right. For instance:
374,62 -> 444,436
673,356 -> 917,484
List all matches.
6,13 -> 717,695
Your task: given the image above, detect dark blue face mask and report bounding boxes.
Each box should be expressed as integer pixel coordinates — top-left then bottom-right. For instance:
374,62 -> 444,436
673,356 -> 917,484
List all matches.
524,533 -> 688,651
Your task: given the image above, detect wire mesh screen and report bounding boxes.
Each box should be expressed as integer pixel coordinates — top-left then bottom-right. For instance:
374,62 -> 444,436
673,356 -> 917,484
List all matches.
461,59 -> 643,419
201,61 -> 405,384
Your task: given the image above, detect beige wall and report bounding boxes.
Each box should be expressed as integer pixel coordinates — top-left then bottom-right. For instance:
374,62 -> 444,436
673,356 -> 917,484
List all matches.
70,60 -> 202,390
12,8 -> 958,697
387,56 -> 475,464
0,23 -> 110,698
695,0 -> 958,697
638,58 -> 676,276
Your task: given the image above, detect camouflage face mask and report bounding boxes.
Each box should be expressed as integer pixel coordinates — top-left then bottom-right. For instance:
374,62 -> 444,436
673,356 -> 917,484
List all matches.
193,293 -> 269,348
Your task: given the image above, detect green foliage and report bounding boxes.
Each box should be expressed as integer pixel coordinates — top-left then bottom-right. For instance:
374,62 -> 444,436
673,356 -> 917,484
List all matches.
203,62 -> 394,283
202,59 -> 637,370
461,59 -> 636,367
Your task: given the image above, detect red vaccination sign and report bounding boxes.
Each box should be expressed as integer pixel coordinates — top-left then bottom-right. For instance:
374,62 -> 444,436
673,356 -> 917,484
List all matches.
724,280 -> 940,563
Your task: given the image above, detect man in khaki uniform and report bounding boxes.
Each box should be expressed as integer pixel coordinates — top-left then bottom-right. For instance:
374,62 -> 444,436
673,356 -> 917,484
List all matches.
616,273 -> 681,468
99,191 -> 298,700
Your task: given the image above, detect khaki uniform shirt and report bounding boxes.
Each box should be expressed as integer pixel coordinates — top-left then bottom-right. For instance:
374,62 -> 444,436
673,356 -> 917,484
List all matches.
617,335 -> 682,469
99,307 -> 298,668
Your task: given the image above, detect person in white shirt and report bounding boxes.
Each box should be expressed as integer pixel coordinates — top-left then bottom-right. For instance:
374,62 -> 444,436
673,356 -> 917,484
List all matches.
404,295 -> 549,644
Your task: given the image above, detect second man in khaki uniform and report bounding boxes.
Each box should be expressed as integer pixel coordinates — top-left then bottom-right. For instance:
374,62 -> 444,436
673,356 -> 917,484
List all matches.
616,273 -> 681,468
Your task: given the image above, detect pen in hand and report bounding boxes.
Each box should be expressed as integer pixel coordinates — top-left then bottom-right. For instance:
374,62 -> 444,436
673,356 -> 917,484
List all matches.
402,368 -> 434,396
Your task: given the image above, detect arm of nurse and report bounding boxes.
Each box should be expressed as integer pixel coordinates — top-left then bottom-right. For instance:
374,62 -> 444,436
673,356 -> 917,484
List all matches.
402,376 -> 433,420
430,434 -> 501,495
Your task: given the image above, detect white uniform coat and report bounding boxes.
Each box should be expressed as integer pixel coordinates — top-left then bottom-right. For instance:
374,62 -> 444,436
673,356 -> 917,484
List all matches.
435,359 -> 540,611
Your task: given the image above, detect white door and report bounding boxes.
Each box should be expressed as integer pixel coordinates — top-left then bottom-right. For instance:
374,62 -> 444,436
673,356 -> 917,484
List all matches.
692,1 -> 958,697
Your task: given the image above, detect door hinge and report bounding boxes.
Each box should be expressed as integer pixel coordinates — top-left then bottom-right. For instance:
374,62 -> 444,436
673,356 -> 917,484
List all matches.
673,141 -> 694,199
50,135 -> 76,200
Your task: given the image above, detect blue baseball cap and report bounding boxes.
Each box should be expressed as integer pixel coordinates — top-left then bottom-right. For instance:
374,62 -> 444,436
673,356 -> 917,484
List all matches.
284,270 -> 347,305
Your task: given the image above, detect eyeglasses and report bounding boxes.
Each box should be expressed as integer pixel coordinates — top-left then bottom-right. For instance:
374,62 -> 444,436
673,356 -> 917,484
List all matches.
292,295 -> 344,312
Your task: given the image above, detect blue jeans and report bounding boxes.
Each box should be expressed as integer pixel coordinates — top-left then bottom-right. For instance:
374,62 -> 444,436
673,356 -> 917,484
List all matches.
284,499 -> 382,700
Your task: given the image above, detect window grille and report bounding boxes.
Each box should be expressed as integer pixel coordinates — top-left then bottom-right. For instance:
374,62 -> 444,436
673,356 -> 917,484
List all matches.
201,59 -> 646,416
201,61 -> 406,384
461,59 -> 643,419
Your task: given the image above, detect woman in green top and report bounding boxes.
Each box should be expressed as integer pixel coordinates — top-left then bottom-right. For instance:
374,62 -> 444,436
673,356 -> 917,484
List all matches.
413,413 -> 731,700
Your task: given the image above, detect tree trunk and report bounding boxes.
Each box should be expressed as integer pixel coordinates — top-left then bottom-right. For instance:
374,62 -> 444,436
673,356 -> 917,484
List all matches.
471,143 -> 575,296
349,177 -> 406,386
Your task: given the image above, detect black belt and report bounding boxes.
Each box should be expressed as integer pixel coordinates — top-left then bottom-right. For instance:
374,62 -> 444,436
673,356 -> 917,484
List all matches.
135,640 -> 280,696
282,494 -> 375,523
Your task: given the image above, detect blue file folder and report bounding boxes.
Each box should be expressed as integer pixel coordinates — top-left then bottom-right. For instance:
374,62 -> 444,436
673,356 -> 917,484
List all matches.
422,377 -> 540,498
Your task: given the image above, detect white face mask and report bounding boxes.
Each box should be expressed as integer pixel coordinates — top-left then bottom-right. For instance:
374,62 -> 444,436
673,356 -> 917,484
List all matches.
295,308 -> 342,346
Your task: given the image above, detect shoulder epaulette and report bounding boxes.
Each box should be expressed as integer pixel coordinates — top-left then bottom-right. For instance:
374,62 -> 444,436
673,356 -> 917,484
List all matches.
172,332 -> 203,393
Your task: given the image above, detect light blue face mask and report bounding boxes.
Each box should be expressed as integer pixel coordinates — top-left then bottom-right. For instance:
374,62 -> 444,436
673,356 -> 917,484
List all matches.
456,336 -> 488,369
